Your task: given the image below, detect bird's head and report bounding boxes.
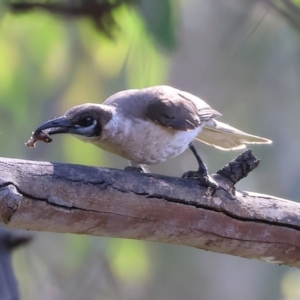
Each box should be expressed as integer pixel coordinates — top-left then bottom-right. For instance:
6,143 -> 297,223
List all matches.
34,104 -> 113,139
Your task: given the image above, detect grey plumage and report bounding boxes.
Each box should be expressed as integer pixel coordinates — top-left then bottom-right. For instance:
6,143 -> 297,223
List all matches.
31,85 -> 272,171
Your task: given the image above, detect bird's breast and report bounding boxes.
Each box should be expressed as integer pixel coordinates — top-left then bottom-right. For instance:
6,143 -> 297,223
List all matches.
89,115 -> 201,165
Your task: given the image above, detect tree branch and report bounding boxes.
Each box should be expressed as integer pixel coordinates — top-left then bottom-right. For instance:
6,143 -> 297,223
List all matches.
0,150 -> 299,268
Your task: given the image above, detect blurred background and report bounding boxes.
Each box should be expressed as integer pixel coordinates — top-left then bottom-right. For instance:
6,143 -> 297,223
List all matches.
1,0 -> 300,299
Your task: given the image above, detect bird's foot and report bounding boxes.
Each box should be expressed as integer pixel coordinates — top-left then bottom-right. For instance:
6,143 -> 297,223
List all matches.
182,170 -> 218,190
124,166 -> 144,173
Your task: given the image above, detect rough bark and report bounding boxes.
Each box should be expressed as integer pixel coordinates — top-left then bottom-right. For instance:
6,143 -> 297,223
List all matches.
0,150 -> 299,268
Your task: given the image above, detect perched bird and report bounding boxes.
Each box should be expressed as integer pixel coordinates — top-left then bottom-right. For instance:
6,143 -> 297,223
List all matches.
30,85 -> 272,188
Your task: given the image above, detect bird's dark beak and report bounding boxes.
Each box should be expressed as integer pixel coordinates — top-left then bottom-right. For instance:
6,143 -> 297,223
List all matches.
34,116 -> 74,136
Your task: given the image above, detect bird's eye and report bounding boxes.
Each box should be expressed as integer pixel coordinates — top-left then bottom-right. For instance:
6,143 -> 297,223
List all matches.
77,116 -> 94,127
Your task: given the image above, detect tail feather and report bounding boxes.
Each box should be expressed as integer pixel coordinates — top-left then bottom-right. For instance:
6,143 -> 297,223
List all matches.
196,119 -> 272,150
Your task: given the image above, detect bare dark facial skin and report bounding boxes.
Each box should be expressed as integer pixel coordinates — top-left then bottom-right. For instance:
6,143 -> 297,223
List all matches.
25,130 -> 52,148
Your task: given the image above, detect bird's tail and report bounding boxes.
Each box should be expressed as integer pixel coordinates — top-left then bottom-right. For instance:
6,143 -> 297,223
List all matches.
196,119 -> 272,150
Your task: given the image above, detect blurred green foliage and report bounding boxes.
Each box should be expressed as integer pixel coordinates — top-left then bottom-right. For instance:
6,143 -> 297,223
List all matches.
139,0 -> 177,50
268,0 -> 300,31
281,270 -> 300,300
108,239 -> 151,281
0,1 -> 170,161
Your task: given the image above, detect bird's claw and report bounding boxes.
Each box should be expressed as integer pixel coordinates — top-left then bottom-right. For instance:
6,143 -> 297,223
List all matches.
182,171 -> 219,190
124,166 -> 144,173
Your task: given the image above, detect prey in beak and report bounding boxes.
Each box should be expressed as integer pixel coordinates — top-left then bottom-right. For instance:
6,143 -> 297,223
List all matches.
25,116 -> 74,148
25,104 -> 103,148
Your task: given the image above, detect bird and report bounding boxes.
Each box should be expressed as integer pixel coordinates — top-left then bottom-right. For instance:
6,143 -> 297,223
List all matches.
30,85 -> 272,188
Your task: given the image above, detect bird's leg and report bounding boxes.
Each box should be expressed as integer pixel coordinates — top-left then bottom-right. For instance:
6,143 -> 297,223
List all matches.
124,162 -> 147,173
189,143 -> 208,177
182,143 -> 218,189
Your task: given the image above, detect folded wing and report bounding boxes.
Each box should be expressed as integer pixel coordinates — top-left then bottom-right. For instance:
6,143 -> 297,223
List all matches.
196,119 -> 272,150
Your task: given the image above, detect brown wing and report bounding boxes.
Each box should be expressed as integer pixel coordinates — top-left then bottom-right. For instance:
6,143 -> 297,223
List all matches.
145,94 -> 201,131
104,85 -> 220,131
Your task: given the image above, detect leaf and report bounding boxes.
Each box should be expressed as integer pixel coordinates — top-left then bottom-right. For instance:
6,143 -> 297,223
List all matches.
138,0 -> 177,50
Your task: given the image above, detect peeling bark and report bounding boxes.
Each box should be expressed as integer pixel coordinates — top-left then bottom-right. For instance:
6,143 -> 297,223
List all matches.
0,150 -> 299,268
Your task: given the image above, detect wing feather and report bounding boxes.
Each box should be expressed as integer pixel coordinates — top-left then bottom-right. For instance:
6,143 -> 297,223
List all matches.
196,119 -> 272,150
